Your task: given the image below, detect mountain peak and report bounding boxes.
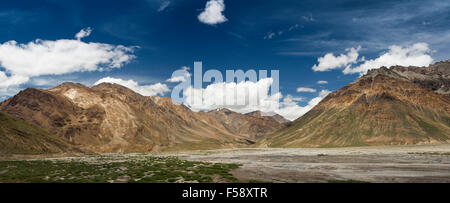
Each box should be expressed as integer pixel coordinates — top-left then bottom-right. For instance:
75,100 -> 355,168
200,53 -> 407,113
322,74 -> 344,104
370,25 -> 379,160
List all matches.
55,82 -> 87,88
211,108 -> 235,114
92,82 -> 132,91
245,111 -> 290,123
245,110 -> 263,117
359,66 -> 403,81
356,61 -> 450,96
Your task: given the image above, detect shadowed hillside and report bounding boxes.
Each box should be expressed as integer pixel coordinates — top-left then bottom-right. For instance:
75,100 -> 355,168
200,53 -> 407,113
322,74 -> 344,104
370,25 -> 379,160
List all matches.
0,111 -> 80,155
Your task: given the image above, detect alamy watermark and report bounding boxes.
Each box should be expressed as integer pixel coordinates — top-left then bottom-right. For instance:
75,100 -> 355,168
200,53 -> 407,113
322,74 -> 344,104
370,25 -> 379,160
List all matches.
170,62 -> 280,112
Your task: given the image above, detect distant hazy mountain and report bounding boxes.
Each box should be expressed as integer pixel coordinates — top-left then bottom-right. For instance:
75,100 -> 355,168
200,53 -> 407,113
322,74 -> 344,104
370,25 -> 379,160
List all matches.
206,109 -> 289,140
260,61 -> 450,147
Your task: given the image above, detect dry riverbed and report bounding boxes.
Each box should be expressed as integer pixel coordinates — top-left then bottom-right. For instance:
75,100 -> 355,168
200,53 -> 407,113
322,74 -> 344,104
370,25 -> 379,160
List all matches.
171,144 -> 450,183
1,144 -> 449,183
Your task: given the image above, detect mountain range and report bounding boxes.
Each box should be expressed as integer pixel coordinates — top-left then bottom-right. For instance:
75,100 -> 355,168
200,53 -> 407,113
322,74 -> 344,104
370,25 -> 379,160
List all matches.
0,82 -> 287,154
1,61 -> 449,155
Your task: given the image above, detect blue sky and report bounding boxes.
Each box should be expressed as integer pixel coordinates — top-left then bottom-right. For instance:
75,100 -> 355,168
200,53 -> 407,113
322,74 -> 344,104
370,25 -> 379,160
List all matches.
0,0 -> 449,120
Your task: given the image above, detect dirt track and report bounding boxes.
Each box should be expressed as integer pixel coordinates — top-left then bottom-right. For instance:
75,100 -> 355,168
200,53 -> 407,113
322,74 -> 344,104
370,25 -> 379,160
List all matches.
175,144 -> 450,183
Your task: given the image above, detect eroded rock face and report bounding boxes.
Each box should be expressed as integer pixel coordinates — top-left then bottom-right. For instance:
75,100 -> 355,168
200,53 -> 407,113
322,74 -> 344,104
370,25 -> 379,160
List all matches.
1,82 -> 289,153
0,110 -> 81,155
261,61 -> 450,148
361,60 -> 450,96
205,109 -> 289,140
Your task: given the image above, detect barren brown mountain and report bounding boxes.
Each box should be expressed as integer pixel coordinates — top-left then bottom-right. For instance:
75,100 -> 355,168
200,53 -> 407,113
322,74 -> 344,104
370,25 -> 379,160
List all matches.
261,61 -> 450,147
205,109 -> 289,140
1,61 -> 449,154
0,82 -> 287,153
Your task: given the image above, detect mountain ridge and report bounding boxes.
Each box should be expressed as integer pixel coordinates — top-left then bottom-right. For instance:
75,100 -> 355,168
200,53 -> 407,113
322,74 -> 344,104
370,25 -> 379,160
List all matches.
260,61 -> 450,147
1,61 -> 449,154
0,82 -> 289,153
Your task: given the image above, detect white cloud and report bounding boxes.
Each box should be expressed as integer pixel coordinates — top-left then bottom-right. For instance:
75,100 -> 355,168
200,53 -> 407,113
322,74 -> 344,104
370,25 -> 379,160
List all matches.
167,66 -> 192,82
264,32 -> 276,40
264,24 -> 301,40
166,76 -> 187,83
0,29 -> 136,96
313,43 -> 434,75
181,78 -> 331,121
296,87 -> 316,93
157,1 -> 171,12
302,14 -> 315,22
198,0 -> 228,25
0,83 -> 20,101
317,80 -> 328,84
277,90 -> 331,121
75,27 -> 93,40
184,78 -> 280,113
343,43 -> 433,74
94,77 -> 169,96
289,24 -> 300,31
312,46 -> 361,71
283,95 -> 304,102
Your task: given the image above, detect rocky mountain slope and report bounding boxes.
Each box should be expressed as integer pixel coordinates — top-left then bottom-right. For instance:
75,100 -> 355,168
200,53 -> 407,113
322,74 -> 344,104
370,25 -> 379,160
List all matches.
261,61 -> 450,147
0,111 -> 79,155
0,82 -> 288,153
2,61 -> 448,154
205,109 -> 289,140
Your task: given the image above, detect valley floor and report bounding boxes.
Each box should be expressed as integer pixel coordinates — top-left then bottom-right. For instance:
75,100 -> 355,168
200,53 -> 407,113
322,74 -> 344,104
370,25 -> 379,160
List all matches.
1,144 -> 449,183
173,144 -> 450,183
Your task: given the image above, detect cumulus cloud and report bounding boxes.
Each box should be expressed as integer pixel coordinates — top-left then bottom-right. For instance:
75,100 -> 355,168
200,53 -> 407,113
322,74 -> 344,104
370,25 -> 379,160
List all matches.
296,87 -> 316,93
75,27 -> 93,40
312,46 -> 361,71
312,43 -> 434,75
277,90 -> 331,121
198,0 -> 228,25
317,80 -> 328,84
166,76 -> 187,83
184,78 -> 280,113
94,77 -> 169,96
0,28 -> 136,95
181,78 -> 330,121
282,95 -> 304,102
167,66 -> 192,82
157,1 -> 171,12
343,43 -> 433,74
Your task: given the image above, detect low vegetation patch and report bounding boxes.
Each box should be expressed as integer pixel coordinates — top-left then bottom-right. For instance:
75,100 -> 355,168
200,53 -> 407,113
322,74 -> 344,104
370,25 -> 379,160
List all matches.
0,155 -> 241,183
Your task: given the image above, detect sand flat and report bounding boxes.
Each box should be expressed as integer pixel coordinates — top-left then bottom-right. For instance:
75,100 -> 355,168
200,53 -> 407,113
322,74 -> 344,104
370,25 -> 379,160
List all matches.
175,144 -> 450,183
